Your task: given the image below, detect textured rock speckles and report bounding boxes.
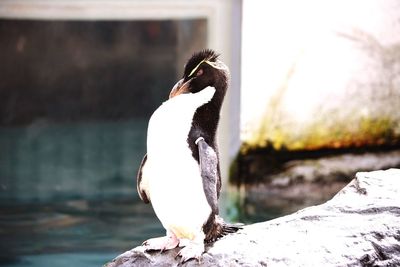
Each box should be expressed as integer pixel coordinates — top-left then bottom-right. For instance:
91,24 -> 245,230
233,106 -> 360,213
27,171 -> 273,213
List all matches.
105,169 -> 400,267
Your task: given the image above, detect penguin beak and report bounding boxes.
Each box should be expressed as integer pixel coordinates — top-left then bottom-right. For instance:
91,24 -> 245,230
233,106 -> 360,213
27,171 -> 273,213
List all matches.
169,78 -> 192,98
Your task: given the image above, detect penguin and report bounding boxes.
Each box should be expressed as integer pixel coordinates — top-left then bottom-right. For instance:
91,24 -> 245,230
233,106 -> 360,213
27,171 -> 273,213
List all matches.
136,49 -> 241,262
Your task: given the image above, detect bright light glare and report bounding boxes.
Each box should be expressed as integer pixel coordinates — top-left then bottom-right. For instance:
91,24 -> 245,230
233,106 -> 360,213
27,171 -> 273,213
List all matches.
241,0 -> 400,143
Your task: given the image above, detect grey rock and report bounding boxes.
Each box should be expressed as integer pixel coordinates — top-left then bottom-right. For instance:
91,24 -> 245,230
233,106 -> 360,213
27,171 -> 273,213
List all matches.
105,169 -> 400,266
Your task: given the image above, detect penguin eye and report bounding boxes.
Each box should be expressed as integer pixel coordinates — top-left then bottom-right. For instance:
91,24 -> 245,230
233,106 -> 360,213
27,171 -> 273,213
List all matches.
196,69 -> 203,77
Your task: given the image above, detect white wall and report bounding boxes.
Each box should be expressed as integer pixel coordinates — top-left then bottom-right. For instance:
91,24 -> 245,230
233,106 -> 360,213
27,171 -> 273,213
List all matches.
241,0 -> 400,150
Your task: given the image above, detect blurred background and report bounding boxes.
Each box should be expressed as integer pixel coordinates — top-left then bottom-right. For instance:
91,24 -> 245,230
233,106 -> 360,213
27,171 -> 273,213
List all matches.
0,0 -> 399,266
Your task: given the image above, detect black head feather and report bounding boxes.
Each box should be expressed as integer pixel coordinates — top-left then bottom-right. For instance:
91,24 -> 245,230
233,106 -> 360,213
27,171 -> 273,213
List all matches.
183,49 -> 220,79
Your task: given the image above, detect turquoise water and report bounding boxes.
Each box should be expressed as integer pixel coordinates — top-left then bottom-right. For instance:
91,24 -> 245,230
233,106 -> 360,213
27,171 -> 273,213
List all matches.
2,253 -> 118,267
0,120 -> 163,266
0,198 -> 163,267
0,120 -> 147,203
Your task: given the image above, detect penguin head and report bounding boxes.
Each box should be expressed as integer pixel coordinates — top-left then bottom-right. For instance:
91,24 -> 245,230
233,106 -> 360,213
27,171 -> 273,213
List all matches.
169,49 -> 229,100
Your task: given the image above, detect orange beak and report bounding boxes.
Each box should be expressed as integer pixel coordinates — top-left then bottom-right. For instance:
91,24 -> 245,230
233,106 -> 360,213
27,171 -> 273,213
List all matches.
169,78 -> 192,99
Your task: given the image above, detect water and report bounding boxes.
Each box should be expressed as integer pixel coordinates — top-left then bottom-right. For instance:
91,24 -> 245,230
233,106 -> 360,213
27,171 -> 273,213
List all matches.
0,120 -> 148,203
0,120 -> 163,266
0,198 -> 163,267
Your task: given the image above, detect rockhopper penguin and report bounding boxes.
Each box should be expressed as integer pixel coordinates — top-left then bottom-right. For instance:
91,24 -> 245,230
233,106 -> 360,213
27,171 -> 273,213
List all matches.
136,49 -> 241,262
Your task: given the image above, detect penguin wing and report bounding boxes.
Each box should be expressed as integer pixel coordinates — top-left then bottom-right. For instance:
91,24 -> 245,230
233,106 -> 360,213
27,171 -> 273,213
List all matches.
196,137 -> 219,215
136,154 -> 150,204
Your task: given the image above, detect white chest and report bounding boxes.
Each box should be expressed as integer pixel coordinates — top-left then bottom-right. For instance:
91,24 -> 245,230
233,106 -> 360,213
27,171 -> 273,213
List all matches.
143,87 -> 216,229
146,87 -> 215,159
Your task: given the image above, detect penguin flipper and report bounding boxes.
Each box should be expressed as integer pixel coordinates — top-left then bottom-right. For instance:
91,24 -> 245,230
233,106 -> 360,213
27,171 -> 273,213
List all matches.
137,154 -> 150,204
196,137 -> 219,215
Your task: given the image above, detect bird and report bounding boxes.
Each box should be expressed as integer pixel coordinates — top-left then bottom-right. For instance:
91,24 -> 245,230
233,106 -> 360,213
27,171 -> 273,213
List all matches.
136,49 -> 241,262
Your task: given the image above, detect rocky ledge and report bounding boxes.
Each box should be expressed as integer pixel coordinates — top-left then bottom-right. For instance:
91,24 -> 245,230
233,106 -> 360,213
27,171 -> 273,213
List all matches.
105,169 -> 400,267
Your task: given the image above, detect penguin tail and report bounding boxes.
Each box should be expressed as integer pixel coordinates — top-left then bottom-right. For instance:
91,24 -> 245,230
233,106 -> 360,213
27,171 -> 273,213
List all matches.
204,215 -> 243,243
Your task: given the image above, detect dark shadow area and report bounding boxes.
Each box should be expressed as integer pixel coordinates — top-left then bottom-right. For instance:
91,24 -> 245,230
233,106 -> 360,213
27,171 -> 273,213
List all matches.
231,144 -> 400,223
0,19 -> 182,125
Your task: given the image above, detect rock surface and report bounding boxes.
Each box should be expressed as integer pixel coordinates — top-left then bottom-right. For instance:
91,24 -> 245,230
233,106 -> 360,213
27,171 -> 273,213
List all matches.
105,169 -> 400,267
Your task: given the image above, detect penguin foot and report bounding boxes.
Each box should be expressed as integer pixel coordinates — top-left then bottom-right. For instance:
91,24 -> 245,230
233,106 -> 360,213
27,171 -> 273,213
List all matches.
142,235 -> 179,252
177,241 -> 204,263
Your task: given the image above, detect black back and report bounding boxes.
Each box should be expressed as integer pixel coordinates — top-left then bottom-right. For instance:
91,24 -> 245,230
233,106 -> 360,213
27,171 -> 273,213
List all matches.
183,49 -> 229,197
